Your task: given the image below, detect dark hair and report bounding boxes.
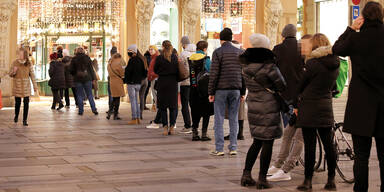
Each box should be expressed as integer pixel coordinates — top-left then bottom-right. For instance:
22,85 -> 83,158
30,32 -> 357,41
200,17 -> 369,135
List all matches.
196,41 -> 208,51
231,40 -> 240,44
137,50 -> 148,70
362,2 -> 383,22
162,40 -> 173,62
301,34 -> 313,40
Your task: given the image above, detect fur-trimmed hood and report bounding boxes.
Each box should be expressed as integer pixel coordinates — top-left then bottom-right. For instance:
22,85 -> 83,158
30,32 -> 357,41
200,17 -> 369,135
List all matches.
239,48 -> 275,64
306,46 -> 339,70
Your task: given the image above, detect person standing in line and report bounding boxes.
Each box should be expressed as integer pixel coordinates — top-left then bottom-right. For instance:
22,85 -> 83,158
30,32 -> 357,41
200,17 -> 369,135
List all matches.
154,40 -> 179,136
296,34 -> 339,191
107,47 -> 118,114
124,45 -> 146,125
107,53 -> 125,120
188,40 -> 213,141
137,50 -> 149,120
146,45 -> 162,129
208,28 -> 245,156
333,2 -> 384,192
9,47 -> 38,126
143,50 -> 152,111
267,28 -> 310,182
62,49 -> 77,108
70,47 -> 98,116
48,52 -> 65,111
239,34 -> 286,189
179,36 -> 195,134
90,53 -> 100,100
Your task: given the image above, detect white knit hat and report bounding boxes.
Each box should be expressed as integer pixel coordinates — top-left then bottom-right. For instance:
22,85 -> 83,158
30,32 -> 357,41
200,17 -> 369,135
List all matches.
249,33 -> 271,49
127,44 -> 138,53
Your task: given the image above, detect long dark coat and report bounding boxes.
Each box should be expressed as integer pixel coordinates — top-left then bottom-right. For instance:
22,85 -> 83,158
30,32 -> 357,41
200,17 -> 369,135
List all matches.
63,56 -> 74,88
48,60 -> 66,89
154,54 -> 179,110
240,48 -> 286,140
333,20 -> 384,138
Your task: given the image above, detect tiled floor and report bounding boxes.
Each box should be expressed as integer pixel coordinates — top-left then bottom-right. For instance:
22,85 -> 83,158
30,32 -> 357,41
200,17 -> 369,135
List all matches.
0,91 -> 381,192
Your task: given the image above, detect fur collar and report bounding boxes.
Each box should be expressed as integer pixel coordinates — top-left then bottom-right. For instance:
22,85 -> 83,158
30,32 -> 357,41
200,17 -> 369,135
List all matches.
306,46 -> 333,62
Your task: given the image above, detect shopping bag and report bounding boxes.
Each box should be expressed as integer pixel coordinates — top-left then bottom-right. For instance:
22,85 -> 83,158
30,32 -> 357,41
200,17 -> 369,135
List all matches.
335,59 -> 349,98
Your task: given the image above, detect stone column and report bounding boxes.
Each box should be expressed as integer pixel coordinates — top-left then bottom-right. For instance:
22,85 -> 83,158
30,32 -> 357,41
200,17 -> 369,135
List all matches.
303,0 -> 316,35
265,0 -> 283,47
0,0 -> 18,107
181,0 -> 201,44
135,0 -> 154,53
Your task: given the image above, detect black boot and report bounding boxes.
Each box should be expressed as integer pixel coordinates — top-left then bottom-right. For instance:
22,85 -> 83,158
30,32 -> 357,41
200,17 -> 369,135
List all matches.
113,98 -> 121,120
22,97 -> 30,127
240,170 -> 256,186
237,120 -> 244,140
297,178 -> 312,191
51,102 -> 56,110
201,126 -> 211,141
256,175 -> 273,189
192,127 -> 200,141
106,111 -> 112,120
324,176 -> 336,191
57,103 -> 64,110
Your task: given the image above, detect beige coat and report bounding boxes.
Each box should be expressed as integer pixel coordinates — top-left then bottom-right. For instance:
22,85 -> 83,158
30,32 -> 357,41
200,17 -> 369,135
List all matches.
10,60 -> 37,98
107,58 -> 125,97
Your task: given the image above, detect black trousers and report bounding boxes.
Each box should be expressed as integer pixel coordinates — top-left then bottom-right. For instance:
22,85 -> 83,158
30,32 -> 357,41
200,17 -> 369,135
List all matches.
15,97 -> 29,121
144,80 -> 151,106
302,127 -> 336,179
63,87 -> 78,106
111,97 -> 121,115
180,86 -> 191,128
160,108 -> 178,127
189,87 -> 210,134
352,135 -> 384,192
51,88 -> 63,107
244,138 -> 275,177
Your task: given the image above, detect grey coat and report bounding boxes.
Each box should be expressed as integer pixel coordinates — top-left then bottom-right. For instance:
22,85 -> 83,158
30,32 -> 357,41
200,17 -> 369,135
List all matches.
240,48 -> 286,140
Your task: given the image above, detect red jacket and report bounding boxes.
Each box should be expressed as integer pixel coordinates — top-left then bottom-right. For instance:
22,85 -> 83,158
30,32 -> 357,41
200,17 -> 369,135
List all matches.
147,52 -> 159,81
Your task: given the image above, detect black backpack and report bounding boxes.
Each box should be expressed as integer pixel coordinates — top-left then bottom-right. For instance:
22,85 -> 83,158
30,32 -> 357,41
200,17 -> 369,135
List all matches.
188,56 -> 210,98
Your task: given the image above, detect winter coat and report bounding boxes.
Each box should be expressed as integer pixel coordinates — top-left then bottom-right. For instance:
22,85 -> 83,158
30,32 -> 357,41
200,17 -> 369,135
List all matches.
154,54 -> 179,109
70,53 -> 97,83
333,20 -> 384,138
240,48 -> 286,140
180,44 -> 196,86
63,56 -> 74,88
296,46 -> 339,128
124,56 -> 146,85
48,60 -> 66,89
10,60 -> 37,98
208,41 -> 244,96
108,58 -> 125,97
92,59 -> 99,72
147,52 -> 159,81
273,37 -> 304,103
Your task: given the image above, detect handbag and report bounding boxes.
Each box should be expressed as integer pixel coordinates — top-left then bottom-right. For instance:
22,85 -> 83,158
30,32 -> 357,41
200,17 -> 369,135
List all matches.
177,57 -> 189,82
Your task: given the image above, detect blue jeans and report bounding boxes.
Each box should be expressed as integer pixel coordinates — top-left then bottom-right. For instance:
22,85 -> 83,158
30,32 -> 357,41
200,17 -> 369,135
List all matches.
214,90 -> 240,152
75,81 -> 97,113
127,84 -> 141,119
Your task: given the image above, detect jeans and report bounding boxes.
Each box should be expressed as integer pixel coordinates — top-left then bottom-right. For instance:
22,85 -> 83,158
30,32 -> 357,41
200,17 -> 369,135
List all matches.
180,86 -> 191,128
15,97 -> 29,121
274,125 -> 304,172
352,135 -> 384,192
151,79 -> 157,105
139,79 -> 148,118
245,138 -> 275,177
127,84 -> 141,119
302,127 -> 336,179
214,90 -> 240,152
75,81 -> 97,113
160,108 -> 178,127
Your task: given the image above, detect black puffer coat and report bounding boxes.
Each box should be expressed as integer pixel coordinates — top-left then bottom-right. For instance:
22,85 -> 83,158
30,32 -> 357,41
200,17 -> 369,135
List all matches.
296,46 -> 339,128
70,53 -> 96,83
48,60 -> 66,89
240,48 -> 286,140
63,56 -> 74,88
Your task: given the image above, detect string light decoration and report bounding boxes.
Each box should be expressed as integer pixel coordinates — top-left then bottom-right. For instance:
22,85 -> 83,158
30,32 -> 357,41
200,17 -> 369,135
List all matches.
202,0 -> 256,25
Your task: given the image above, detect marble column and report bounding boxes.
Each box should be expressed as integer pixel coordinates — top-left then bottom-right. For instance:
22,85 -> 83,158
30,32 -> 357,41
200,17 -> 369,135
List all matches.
265,0 -> 283,47
0,0 -> 18,107
181,0 -> 201,44
135,0 -> 154,53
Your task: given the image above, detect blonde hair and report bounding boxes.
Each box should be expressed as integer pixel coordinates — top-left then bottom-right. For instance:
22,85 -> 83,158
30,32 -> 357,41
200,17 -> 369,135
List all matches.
18,47 -> 31,66
311,33 -> 331,51
149,45 -> 158,52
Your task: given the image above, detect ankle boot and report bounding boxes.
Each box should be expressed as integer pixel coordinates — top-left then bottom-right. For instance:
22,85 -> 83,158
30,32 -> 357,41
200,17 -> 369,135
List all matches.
297,178 -> 312,191
237,120 -> 244,140
106,111 -> 112,120
113,114 -> 121,120
163,126 -> 169,136
324,176 -> 336,191
23,121 -> 28,126
192,128 -> 200,141
256,175 -> 273,189
240,170 -> 256,187
168,125 -> 175,135
201,132 -> 211,141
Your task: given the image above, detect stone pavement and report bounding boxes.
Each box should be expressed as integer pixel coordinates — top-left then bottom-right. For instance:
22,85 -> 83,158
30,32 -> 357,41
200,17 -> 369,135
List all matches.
0,91 -> 381,192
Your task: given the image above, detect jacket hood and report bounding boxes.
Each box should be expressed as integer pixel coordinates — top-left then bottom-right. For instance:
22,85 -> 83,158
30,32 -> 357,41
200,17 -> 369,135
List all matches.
189,52 -> 206,61
239,48 -> 275,64
307,46 -> 339,70
185,44 -> 196,53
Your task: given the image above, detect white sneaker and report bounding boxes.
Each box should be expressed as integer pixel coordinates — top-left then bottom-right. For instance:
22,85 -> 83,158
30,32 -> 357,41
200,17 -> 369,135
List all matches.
179,127 -> 192,134
267,170 -> 291,182
267,166 -> 280,176
146,123 -> 160,129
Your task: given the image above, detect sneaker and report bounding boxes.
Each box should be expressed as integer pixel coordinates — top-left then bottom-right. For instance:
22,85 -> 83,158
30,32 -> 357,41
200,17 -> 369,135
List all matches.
229,150 -> 238,156
267,166 -> 280,176
267,170 -> 291,182
146,123 -> 160,129
210,151 -> 225,156
179,127 -> 192,134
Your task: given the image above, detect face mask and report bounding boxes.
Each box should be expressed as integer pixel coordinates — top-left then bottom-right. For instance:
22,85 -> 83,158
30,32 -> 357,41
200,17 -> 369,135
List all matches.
128,52 -> 134,57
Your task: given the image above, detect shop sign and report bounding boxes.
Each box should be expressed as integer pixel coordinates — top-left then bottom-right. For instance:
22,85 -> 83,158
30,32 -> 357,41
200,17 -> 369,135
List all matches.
352,0 -> 360,5
352,5 -> 359,20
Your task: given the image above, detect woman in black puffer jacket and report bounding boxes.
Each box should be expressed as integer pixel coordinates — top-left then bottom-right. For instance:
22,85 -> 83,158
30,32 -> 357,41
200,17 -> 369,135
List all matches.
48,52 -> 66,110
240,34 -> 286,189
296,34 -> 339,191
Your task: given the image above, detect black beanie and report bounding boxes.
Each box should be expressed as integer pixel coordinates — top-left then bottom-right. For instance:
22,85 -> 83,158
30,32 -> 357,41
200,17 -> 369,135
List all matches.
220,28 -> 233,41
110,46 -> 117,55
